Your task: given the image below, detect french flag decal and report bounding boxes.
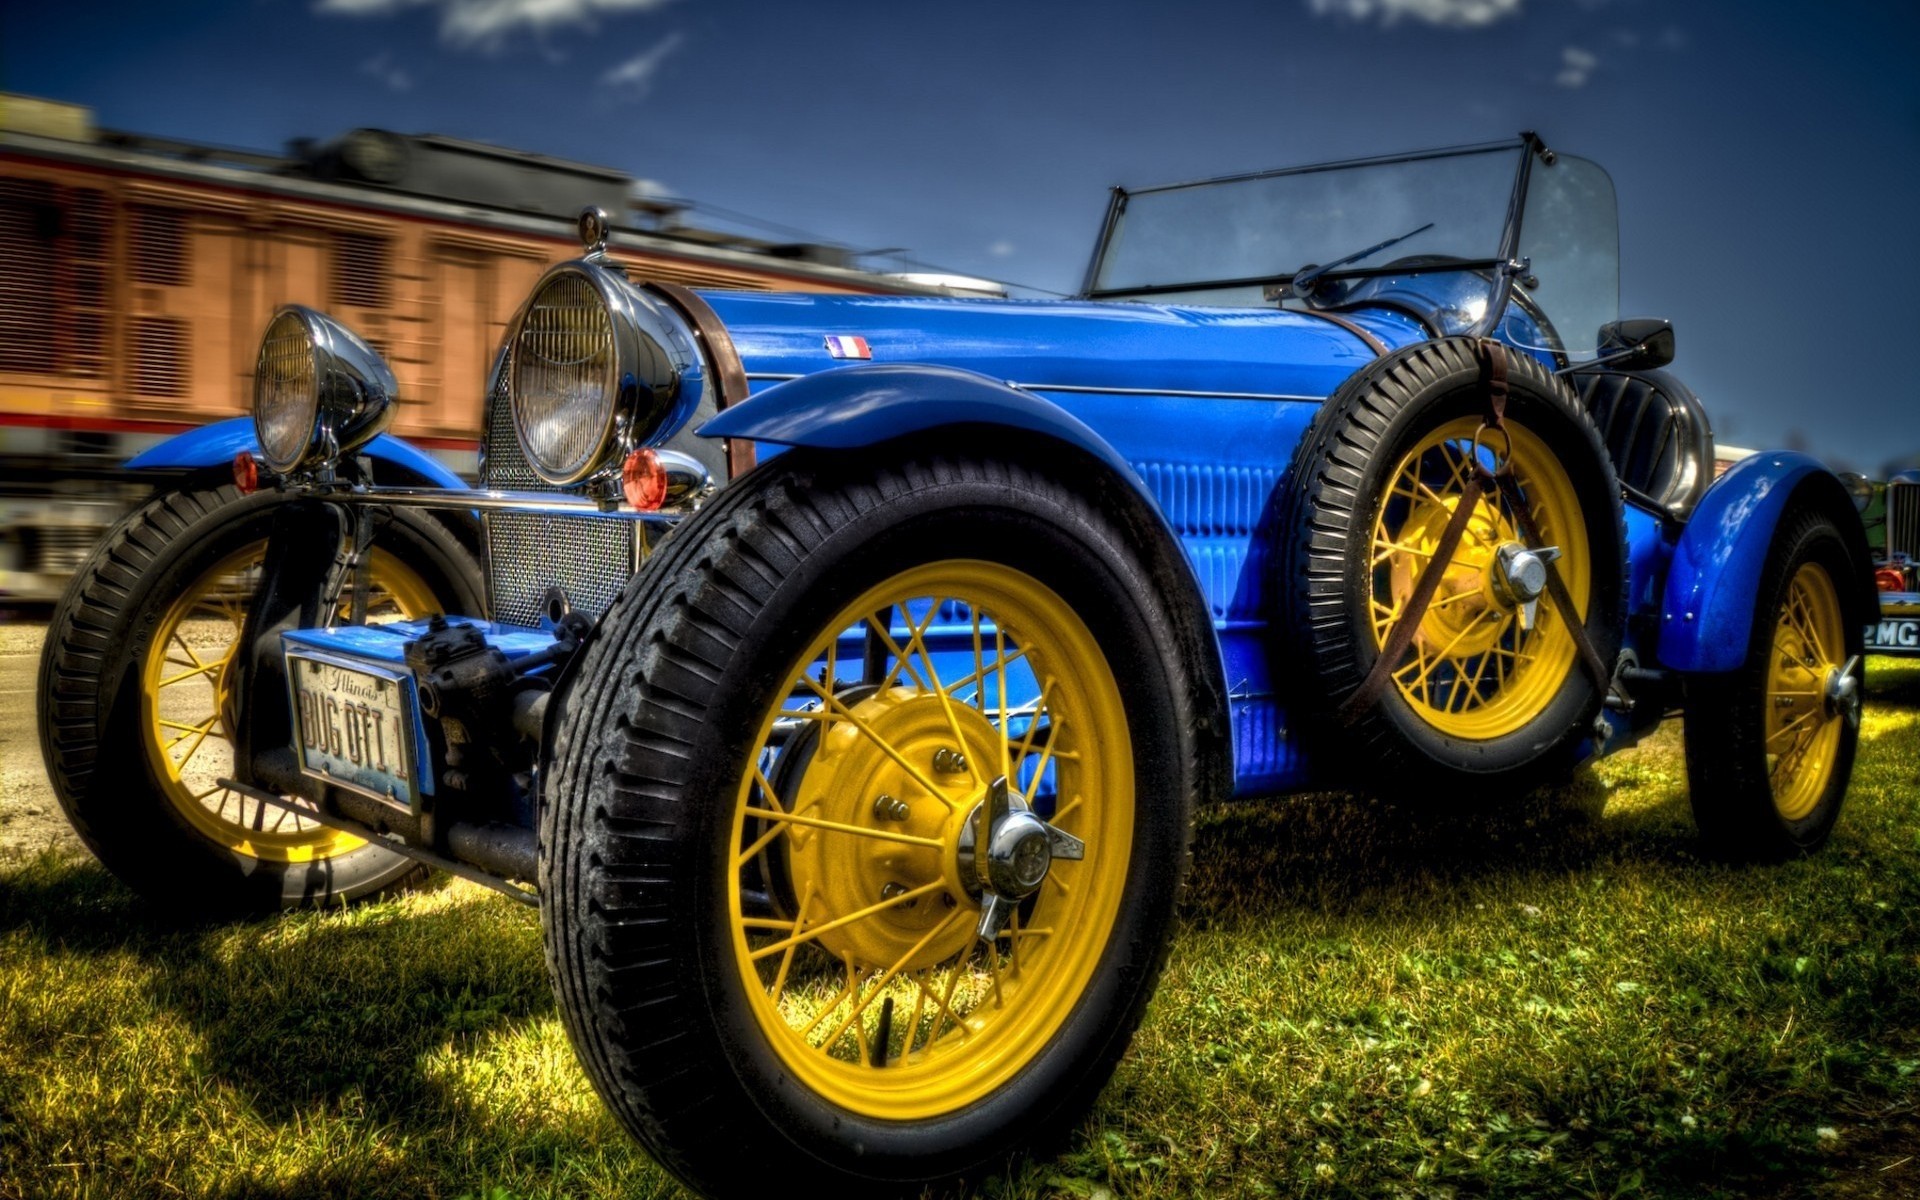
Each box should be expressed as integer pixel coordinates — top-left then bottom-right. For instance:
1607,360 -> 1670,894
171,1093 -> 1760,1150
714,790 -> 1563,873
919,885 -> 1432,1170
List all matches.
825,335 -> 872,360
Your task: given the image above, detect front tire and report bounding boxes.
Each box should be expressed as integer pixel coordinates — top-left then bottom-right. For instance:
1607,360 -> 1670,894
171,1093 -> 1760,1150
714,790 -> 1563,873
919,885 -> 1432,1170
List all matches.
1684,502 -> 1866,859
37,484 -> 483,914
541,448 -> 1203,1196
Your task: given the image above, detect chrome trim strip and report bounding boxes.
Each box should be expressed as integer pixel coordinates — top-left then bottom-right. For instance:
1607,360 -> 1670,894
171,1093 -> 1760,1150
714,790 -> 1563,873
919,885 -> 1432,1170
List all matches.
308,484 -> 687,524
743,372 -> 1324,403
1013,382 -> 1326,402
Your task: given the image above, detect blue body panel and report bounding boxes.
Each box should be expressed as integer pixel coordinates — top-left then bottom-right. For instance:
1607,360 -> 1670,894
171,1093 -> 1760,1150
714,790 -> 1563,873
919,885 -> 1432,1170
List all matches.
700,364 -> 1151,492
283,616 -> 560,665
125,416 -> 466,490
700,293 -> 1435,796
1657,451 -> 1831,673
699,292 -> 1417,397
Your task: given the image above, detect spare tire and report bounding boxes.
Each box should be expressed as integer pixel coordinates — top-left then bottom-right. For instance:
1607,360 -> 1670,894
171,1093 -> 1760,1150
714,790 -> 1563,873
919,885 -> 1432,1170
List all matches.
1279,337 -> 1626,795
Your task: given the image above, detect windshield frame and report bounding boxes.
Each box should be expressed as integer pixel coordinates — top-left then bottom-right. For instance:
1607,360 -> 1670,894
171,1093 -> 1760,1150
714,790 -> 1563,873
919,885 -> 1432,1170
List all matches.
1077,135 -> 1546,320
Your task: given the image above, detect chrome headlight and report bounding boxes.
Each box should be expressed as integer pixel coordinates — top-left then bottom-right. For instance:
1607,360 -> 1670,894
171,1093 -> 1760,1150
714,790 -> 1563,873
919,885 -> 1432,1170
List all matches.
507,261 -> 704,486
252,306 -> 398,473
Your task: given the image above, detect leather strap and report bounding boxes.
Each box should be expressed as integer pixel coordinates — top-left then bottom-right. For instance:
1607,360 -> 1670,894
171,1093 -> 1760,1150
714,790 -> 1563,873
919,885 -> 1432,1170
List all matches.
1492,469 -> 1614,699
1479,338 -> 1509,426
1340,469 -> 1486,722
1312,311 -> 1388,358
1340,338 -> 1612,723
644,282 -> 757,478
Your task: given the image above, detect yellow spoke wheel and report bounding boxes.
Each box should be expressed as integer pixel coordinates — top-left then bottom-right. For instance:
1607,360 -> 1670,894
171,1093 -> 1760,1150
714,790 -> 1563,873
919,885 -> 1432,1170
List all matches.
1764,561 -> 1847,821
540,451 -> 1200,1195
1683,504 -> 1862,859
1367,416 -> 1592,739
1280,337 -> 1626,796
139,539 -> 439,862
728,561 -> 1132,1120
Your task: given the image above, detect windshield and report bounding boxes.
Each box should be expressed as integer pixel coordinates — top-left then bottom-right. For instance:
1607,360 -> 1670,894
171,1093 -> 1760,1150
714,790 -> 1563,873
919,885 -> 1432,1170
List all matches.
1084,141 -> 1621,359
1090,145 -> 1517,294
1513,154 -> 1619,360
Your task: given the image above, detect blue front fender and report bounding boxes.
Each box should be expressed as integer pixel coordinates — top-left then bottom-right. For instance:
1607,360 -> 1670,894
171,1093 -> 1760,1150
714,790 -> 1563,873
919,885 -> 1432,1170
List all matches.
1657,450 -> 1840,672
700,362 -> 1236,799
699,363 -> 1157,498
124,417 -> 466,490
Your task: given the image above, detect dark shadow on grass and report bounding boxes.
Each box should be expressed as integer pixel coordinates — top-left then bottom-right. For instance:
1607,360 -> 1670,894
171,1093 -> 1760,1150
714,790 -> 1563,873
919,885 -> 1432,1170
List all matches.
1,850 -> 559,1150
1180,764 -> 1703,928
1865,654 -> 1920,709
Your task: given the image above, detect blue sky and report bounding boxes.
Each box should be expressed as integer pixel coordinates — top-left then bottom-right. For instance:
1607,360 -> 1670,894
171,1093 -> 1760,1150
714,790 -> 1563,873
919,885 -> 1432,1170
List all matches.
4,0 -> 1918,471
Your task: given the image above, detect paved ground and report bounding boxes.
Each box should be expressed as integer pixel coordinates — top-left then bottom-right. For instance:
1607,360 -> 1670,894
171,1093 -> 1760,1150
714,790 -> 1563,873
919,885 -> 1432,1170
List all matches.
0,621 -> 79,863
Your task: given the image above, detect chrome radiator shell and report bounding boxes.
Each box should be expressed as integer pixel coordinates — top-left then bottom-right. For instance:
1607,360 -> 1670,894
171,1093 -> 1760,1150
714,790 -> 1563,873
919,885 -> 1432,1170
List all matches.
479,368 -> 637,625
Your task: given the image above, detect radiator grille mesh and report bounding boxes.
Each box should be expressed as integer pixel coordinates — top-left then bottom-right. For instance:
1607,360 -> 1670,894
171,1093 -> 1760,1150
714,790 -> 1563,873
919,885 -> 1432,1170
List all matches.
485,513 -> 634,626
480,358 -> 636,625
1890,483 -> 1919,566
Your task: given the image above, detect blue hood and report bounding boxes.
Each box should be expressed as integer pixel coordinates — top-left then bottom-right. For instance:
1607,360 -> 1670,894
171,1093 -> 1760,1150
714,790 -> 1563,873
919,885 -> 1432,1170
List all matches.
697,292 -> 1425,401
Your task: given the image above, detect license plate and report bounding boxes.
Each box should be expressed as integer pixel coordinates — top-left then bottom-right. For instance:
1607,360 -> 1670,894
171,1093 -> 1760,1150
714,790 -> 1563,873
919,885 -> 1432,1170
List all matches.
287,651 -> 420,810
1865,617 -> 1920,653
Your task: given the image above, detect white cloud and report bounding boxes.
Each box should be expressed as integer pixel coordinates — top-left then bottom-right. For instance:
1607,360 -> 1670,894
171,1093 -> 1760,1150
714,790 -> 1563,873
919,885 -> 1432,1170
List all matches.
1555,44 -> 1598,87
600,32 -> 684,97
1306,0 -> 1523,28
988,240 -> 1016,258
360,50 -> 413,91
1656,25 -> 1688,51
316,0 -> 676,50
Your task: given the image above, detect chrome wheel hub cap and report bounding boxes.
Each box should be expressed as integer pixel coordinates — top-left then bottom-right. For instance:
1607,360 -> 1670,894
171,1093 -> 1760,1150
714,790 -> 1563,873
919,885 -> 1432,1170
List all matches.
956,776 -> 1085,941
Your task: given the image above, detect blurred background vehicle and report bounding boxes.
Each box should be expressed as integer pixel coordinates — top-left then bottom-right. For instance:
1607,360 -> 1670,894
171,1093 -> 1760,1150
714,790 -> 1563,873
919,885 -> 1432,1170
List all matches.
0,92 -> 981,603
1839,468 -> 1920,655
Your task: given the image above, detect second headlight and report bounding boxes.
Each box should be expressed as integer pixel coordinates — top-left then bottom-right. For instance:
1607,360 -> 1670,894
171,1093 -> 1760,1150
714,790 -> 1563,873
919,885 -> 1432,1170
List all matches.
253,306 -> 399,474
508,261 -> 704,487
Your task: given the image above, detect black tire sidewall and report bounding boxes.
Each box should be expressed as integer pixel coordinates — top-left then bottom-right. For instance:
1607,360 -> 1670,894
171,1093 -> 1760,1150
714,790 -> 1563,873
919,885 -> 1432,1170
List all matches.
1351,383 -> 1623,777
545,452 -> 1198,1193
1285,340 -> 1626,793
40,485 -> 481,912
1685,502 -> 1864,857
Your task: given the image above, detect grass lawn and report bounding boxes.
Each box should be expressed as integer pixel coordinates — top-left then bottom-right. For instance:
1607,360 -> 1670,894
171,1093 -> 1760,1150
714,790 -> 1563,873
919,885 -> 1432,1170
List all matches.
3,659 -> 1917,1199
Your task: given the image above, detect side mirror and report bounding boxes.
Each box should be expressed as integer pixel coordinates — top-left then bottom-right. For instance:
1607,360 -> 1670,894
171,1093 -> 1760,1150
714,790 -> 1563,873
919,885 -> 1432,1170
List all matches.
1596,318 -> 1675,370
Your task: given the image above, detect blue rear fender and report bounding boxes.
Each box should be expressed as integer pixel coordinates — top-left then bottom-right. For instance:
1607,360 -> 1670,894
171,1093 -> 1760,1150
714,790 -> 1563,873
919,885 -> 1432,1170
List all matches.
1656,451 -> 1861,673
699,362 -> 1237,801
124,416 -> 467,490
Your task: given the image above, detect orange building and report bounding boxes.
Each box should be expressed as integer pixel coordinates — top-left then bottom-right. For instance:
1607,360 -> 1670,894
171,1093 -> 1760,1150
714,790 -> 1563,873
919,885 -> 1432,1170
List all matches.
0,94 -> 944,600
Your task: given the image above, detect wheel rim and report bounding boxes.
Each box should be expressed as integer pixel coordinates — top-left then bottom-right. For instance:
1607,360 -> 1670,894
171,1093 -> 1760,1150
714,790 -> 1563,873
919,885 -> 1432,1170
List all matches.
1367,416 -> 1592,739
1766,561 -> 1847,821
140,540 -> 439,862
727,560 -> 1133,1121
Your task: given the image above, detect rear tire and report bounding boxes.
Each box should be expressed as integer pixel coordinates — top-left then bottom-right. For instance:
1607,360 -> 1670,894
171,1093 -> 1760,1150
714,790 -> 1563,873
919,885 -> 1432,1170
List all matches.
1684,502 -> 1865,860
36,484 -> 483,915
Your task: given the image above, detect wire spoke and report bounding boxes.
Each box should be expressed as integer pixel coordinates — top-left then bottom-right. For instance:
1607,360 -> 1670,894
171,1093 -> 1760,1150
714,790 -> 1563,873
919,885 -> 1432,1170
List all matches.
169,632 -> 207,670
740,807 -> 946,851
865,613 -> 927,692
769,883 -> 819,1006
797,675 -> 959,806
899,599 -> 972,759
821,908 -> 967,1055
1767,709 -> 1823,746
749,880 -> 948,962
158,660 -> 223,688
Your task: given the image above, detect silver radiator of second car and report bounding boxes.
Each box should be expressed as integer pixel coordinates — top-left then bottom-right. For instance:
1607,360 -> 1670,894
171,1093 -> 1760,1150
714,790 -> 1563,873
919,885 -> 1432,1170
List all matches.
1889,480 -> 1920,567
478,371 -> 639,627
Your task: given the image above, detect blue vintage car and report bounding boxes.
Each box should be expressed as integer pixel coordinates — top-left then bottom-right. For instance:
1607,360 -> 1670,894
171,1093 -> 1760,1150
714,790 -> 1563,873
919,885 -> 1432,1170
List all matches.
39,135 -> 1874,1196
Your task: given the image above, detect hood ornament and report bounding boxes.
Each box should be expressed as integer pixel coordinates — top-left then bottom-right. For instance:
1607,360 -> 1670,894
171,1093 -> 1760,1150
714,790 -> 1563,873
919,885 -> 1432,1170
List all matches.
577,206 -> 611,258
